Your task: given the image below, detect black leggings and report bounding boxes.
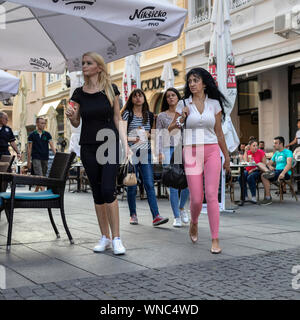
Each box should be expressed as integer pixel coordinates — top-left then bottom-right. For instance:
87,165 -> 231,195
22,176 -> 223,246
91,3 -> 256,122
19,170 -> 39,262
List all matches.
80,144 -> 119,205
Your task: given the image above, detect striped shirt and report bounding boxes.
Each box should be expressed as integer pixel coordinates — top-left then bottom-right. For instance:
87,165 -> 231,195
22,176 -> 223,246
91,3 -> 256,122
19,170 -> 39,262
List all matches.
122,110 -> 151,150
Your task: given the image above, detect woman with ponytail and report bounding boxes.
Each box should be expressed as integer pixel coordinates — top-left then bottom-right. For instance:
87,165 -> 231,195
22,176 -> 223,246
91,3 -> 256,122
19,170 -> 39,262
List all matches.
66,52 -> 128,255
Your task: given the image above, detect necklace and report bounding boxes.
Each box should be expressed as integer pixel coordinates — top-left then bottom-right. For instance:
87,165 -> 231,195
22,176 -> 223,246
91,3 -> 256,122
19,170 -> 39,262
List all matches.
193,96 -> 206,115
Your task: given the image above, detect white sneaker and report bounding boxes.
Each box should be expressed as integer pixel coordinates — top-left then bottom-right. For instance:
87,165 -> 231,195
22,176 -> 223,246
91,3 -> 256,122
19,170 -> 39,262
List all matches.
251,196 -> 257,204
93,236 -> 111,253
180,209 -> 189,224
112,237 -> 126,255
173,217 -> 182,228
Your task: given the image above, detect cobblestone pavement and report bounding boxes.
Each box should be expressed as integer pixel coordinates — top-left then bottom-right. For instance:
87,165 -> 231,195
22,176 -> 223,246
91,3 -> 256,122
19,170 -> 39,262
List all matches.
1,247 -> 300,300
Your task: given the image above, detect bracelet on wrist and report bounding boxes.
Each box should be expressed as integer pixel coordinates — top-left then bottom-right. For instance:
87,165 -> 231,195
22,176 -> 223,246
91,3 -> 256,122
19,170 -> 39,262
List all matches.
176,116 -> 184,128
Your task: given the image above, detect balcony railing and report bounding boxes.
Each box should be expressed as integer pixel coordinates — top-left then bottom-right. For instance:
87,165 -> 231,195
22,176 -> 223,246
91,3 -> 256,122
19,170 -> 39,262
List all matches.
190,9 -> 210,26
189,0 -> 253,27
230,0 -> 252,11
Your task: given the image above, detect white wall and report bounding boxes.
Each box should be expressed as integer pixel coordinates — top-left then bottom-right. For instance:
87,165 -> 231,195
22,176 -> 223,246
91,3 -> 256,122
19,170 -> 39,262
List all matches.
258,66 -> 289,150
184,0 -> 300,148
184,0 -> 300,70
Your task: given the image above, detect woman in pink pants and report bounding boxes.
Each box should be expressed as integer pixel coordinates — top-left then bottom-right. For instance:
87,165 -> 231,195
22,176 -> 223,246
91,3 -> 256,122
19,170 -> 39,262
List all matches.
169,68 -> 230,254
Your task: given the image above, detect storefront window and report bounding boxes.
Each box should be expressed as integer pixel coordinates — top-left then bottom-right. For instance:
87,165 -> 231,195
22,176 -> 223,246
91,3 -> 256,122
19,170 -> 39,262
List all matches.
237,77 -> 259,115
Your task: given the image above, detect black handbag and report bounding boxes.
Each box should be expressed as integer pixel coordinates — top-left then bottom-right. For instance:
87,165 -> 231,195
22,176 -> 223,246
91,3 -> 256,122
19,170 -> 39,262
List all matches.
161,99 -> 188,190
161,148 -> 187,189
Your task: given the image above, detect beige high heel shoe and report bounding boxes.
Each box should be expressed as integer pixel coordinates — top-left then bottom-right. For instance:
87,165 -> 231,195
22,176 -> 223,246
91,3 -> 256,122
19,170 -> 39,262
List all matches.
189,222 -> 198,243
211,239 -> 222,254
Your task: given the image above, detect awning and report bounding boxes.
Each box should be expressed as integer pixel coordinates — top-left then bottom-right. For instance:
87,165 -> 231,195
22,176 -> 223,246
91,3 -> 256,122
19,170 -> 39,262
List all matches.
236,52 -> 300,77
38,100 -> 61,116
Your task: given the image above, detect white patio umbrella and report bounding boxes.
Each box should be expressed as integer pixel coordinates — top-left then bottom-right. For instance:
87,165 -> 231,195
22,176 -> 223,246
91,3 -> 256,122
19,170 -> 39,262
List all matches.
68,124 -> 81,158
122,53 -> 141,105
0,69 -> 20,100
208,0 -> 239,152
0,0 -> 187,73
14,74 -> 27,153
161,61 -> 174,90
46,106 -> 58,148
67,71 -> 83,157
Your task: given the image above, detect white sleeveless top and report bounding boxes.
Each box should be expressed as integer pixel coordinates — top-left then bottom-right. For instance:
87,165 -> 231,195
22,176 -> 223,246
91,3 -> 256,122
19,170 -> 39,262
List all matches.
176,95 -> 222,145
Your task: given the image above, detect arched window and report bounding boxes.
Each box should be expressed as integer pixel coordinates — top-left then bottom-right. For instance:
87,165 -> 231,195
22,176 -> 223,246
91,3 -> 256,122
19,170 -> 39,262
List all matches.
154,93 -> 163,115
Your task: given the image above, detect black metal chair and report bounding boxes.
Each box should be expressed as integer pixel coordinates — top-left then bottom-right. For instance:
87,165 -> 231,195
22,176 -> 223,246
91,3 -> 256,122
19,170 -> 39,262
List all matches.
153,163 -> 169,199
67,167 -> 78,192
0,155 -> 15,206
0,152 -> 76,251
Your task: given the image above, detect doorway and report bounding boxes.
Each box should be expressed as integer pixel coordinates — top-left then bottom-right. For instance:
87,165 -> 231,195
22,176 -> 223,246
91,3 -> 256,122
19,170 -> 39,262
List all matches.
289,67 -> 300,143
237,77 -> 259,142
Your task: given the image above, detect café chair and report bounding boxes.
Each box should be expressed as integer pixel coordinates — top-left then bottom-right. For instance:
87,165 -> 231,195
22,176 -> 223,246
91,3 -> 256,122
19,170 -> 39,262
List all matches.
0,152 -> 76,251
274,158 -> 298,202
257,158 -> 298,202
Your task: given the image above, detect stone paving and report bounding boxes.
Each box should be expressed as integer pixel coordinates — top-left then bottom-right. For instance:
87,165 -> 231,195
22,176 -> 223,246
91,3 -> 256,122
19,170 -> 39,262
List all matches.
0,247 -> 300,300
0,186 -> 300,300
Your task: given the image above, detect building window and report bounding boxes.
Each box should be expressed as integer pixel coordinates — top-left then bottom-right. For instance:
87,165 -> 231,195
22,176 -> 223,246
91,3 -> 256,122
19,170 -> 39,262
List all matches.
190,0 -> 211,26
46,73 -> 62,83
46,73 -> 53,84
2,98 -> 13,106
230,0 -> 252,11
32,73 -> 37,92
237,77 -> 259,115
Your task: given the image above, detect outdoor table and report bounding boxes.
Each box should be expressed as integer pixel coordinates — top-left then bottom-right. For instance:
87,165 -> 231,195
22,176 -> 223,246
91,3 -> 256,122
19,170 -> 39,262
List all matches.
71,162 -> 83,193
230,162 -> 258,206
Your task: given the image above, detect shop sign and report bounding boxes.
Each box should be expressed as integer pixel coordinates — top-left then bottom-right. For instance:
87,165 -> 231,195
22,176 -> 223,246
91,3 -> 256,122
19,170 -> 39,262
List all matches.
141,77 -> 164,91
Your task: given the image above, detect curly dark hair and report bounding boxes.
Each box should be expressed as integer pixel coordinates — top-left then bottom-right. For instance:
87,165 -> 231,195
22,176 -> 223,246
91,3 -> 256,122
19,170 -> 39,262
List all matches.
184,68 -> 227,119
121,89 -> 150,125
160,88 -> 182,113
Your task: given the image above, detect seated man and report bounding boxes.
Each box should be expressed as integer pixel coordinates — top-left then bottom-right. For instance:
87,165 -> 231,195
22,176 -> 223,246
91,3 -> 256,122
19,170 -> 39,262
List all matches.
258,140 -> 265,151
260,136 -> 293,205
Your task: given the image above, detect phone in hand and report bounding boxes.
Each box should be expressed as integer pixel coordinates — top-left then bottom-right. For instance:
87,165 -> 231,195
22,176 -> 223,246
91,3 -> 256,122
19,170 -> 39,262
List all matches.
69,100 -> 75,109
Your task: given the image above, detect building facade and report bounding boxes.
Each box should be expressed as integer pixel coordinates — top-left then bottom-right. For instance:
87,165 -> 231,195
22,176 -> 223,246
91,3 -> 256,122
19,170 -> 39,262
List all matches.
109,0 -> 187,113
183,0 -> 300,150
5,70 -> 70,154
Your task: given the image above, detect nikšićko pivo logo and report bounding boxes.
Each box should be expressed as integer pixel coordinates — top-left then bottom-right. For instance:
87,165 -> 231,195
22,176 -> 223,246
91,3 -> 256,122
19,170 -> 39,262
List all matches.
129,6 -> 167,27
52,0 -> 96,11
29,58 -> 52,71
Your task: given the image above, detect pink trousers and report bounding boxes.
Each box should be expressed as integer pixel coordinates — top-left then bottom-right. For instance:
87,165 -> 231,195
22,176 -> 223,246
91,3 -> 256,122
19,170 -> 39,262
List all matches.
183,144 -> 221,239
